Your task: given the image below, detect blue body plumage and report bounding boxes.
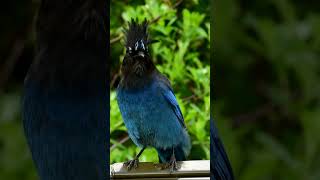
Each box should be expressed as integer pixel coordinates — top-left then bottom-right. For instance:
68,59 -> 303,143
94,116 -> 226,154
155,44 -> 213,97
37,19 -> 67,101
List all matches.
211,116 -> 234,180
116,19 -> 190,170
22,1 -> 108,179
117,72 -> 190,161
23,84 -> 108,180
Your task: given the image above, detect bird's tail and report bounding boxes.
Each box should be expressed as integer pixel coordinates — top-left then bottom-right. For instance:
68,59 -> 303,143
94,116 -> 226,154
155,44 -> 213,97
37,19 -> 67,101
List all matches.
156,145 -> 187,163
211,117 -> 234,180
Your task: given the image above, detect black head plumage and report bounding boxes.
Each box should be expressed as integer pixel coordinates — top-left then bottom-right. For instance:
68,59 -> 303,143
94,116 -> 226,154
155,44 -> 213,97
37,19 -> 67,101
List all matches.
37,0 -> 107,47
120,19 -> 158,89
125,19 -> 149,52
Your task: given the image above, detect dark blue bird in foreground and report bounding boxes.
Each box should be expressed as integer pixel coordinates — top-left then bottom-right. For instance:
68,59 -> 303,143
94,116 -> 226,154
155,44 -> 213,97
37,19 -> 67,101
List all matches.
116,19 -> 191,171
22,0 -> 108,179
211,116 -> 234,180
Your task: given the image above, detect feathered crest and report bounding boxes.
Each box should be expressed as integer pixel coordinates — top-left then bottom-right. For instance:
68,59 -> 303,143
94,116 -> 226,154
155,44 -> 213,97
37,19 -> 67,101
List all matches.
124,19 -> 149,48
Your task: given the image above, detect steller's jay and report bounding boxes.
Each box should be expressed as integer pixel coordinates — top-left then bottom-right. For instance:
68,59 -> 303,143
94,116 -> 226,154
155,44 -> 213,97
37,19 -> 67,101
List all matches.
22,0 -> 108,180
116,19 -> 191,171
211,115 -> 234,180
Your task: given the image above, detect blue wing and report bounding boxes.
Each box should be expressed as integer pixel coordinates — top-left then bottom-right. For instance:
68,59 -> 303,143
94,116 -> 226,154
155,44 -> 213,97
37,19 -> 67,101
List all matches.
162,89 -> 186,128
211,116 -> 234,180
156,73 -> 186,128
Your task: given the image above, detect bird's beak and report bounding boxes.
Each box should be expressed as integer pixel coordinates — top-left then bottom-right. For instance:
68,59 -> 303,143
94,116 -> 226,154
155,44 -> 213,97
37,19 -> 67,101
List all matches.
137,51 -> 145,58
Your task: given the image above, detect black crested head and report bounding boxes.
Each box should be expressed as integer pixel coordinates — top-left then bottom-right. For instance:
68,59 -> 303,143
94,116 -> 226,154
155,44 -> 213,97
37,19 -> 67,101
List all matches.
125,19 -> 149,52
25,0 -> 108,92
120,19 -> 157,89
36,0 -> 107,47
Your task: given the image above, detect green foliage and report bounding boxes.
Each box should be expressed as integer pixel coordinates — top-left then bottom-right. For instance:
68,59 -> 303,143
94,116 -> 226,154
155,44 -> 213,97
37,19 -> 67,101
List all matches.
0,92 -> 37,179
213,0 -> 320,179
110,0 -> 210,164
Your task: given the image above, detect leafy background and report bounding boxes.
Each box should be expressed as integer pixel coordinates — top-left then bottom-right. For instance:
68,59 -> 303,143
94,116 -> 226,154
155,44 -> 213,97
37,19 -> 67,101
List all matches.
212,0 -> 320,179
0,0 -> 319,180
110,0 -> 210,164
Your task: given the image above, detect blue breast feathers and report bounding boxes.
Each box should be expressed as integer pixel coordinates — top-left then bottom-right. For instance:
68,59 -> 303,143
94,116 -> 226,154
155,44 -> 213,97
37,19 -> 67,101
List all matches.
116,78 -> 190,155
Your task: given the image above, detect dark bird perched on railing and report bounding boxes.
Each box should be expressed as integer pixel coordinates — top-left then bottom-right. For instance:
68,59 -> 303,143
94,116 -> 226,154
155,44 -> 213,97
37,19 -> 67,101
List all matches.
22,0 -> 108,179
116,19 -> 191,172
211,116 -> 234,180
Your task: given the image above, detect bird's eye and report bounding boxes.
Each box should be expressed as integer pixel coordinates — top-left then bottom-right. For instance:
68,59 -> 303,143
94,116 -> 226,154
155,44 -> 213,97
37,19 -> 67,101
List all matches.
127,47 -> 133,54
134,42 -> 139,51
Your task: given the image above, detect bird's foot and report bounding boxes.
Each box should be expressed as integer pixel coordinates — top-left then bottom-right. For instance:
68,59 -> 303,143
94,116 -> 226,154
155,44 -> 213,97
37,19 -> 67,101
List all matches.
163,155 -> 178,173
124,159 -> 139,171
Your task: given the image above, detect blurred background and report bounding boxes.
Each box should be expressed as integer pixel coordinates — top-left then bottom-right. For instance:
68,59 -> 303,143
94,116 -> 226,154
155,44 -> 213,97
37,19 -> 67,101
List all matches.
110,0 -> 210,164
212,0 -> 320,179
0,0 -> 319,180
0,1 -> 37,179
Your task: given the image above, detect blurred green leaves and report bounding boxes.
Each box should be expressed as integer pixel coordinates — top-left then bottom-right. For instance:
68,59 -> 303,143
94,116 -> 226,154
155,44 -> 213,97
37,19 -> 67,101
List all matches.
0,92 -> 37,179
213,0 -> 320,179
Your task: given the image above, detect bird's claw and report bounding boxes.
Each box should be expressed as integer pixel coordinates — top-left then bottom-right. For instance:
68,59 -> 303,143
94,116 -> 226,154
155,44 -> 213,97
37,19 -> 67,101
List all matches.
124,159 -> 139,171
163,156 -> 178,173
